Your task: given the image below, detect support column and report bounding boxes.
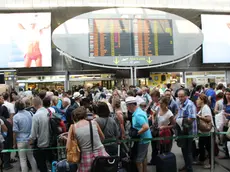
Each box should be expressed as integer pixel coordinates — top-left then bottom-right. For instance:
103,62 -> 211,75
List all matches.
134,67 -> 137,86
64,71 -> 69,92
130,67 -> 134,86
182,71 -> 186,86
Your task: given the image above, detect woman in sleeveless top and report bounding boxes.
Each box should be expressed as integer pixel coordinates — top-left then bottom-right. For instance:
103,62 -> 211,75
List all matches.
95,102 -> 119,156
112,97 -> 125,139
72,107 -> 108,172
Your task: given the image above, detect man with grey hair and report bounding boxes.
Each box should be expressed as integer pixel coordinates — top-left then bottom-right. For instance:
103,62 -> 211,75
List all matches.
62,97 -> 74,130
142,87 -> 152,113
29,97 -> 51,172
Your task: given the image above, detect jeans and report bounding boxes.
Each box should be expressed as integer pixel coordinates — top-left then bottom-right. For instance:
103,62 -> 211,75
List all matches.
181,138 -> 193,172
33,148 -> 52,172
17,142 -> 38,172
199,136 -> 211,164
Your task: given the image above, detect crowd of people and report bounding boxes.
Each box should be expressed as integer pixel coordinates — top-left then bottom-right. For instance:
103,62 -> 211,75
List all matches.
0,82 -> 230,172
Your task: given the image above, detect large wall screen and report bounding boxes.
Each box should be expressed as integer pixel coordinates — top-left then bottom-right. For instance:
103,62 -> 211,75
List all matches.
202,14 -> 230,63
0,12 -> 51,68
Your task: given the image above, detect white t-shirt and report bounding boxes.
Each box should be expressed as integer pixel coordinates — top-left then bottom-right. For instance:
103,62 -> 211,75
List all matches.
4,101 -> 15,114
198,104 -> 214,133
0,119 -> 5,143
158,109 -> 174,127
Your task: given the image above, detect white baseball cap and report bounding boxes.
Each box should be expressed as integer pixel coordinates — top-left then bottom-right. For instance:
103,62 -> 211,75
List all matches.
125,96 -> 137,104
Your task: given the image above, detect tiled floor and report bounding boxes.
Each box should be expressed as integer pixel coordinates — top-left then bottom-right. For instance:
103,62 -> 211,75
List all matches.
4,142 -> 230,172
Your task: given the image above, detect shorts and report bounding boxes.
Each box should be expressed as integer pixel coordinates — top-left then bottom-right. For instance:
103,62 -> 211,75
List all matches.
136,143 -> 149,163
25,53 -> 42,61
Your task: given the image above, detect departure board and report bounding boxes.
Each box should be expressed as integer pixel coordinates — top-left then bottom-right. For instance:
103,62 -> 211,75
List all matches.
133,19 -> 173,56
89,19 -> 133,57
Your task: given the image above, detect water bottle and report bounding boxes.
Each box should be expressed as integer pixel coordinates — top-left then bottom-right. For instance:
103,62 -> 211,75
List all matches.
51,161 -> 57,172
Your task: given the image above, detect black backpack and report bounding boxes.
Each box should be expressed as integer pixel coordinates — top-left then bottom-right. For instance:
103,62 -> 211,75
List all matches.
48,109 -> 66,147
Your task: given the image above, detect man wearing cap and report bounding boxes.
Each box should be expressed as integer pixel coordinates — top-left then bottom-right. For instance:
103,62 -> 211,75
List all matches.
126,96 -> 152,172
72,92 -> 82,109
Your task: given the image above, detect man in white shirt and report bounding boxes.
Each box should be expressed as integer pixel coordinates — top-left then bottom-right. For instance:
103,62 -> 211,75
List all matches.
2,92 -> 15,122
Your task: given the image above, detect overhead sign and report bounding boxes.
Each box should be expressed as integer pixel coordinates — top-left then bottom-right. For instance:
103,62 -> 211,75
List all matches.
52,8 -> 203,67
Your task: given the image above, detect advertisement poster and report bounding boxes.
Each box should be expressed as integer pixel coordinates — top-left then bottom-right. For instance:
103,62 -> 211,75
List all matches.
202,14 -> 230,63
0,12 -> 51,68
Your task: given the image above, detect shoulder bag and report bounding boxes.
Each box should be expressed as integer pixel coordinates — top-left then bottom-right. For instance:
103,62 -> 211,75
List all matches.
90,120 -> 119,172
66,124 -> 81,163
197,107 -> 212,132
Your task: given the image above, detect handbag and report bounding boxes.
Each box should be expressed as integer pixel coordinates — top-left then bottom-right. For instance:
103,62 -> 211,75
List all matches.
66,124 -> 81,163
198,117 -> 212,132
89,120 -> 118,172
129,127 -> 140,139
150,115 -> 159,137
91,156 -> 119,172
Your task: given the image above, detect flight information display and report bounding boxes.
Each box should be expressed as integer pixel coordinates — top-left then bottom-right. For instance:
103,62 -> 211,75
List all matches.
89,19 -> 133,57
133,19 -> 173,56
89,19 -> 173,57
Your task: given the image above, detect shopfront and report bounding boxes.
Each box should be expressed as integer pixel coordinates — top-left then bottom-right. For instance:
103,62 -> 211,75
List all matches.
185,71 -> 226,88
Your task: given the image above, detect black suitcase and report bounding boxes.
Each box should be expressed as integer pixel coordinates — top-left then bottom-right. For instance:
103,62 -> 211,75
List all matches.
156,152 -> 177,172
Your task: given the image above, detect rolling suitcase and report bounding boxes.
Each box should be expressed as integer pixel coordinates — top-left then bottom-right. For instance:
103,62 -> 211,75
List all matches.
156,152 -> 177,172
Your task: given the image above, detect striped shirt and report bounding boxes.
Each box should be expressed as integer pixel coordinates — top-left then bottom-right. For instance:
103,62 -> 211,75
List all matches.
177,99 -> 197,135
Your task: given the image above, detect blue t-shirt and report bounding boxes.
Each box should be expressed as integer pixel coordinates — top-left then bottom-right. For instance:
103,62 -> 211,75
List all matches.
132,108 -> 152,144
56,99 -> 62,109
205,89 -> 216,110
225,105 -> 230,120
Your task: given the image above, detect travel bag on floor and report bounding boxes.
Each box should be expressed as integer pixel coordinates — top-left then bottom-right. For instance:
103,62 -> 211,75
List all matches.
156,152 -> 177,172
52,159 -> 78,172
91,156 -> 119,172
90,120 -> 119,172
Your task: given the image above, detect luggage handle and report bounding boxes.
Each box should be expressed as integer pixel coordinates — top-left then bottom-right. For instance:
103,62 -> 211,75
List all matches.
108,159 -> 116,164
117,141 -> 120,157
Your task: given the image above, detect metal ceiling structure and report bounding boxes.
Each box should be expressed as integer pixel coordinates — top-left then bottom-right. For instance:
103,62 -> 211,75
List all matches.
0,0 -> 230,29
1,0 -> 230,76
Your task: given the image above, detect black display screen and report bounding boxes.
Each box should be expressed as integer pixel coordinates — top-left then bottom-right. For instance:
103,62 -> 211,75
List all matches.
133,19 -> 173,56
89,19 -> 133,57
89,19 -> 173,57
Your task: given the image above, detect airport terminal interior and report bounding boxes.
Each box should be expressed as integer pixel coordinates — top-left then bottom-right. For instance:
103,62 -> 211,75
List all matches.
1,0 -> 230,172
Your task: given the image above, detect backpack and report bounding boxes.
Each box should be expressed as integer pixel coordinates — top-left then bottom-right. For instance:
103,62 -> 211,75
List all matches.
48,108 -> 66,147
